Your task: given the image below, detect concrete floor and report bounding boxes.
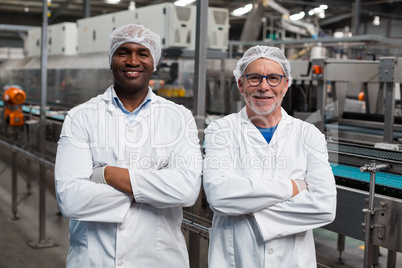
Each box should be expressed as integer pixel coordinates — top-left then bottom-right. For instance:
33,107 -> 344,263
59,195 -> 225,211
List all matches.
0,150 -> 401,268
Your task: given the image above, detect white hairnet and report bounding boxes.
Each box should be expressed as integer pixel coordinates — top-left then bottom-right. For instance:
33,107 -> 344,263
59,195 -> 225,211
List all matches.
109,24 -> 161,71
233,45 -> 292,88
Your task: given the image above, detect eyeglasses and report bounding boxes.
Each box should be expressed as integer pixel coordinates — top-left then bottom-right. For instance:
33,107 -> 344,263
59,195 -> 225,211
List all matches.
243,73 -> 285,87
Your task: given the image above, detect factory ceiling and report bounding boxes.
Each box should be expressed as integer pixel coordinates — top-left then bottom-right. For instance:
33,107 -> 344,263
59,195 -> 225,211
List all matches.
1,0 -> 402,48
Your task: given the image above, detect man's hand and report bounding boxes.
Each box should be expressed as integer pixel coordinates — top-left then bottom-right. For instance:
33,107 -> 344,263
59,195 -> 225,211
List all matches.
291,179 -> 308,197
90,166 -> 133,194
294,179 -> 308,192
90,166 -> 108,184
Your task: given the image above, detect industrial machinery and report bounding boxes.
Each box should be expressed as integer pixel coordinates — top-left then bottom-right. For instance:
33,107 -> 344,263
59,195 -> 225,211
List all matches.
3,85 -> 26,127
26,3 -> 229,58
326,141 -> 402,266
0,3 -> 402,266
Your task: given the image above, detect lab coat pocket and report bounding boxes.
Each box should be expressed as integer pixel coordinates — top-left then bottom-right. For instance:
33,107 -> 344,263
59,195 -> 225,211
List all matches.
208,227 -> 236,268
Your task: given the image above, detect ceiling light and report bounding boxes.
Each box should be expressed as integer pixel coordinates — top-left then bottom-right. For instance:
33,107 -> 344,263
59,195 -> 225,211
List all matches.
313,7 -> 322,13
232,3 -> 253,17
174,0 -> 196,6
308,5 -> 328,19
128,1 -> 135,10
106,0 -> 121,4
318,11 -> 325,19
373,16 -> 380,26
289,11 -> 305,21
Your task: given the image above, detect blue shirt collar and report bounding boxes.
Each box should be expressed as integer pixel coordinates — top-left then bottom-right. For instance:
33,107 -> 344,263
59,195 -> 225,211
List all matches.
111,87 -> 152,115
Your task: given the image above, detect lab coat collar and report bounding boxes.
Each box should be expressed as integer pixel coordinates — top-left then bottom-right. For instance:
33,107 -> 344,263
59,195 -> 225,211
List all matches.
101,86 -> 159,116
239,106 -> 292,146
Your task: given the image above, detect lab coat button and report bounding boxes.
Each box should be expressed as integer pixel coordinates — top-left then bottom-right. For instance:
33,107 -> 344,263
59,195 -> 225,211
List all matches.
117,261 -> 123,266
268,248 -> 274,255
119,226 -> 125,231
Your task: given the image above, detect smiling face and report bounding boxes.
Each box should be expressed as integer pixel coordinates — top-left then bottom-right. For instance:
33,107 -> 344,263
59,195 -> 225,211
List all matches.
238,58 -> 289,123
110,42 -> 154,95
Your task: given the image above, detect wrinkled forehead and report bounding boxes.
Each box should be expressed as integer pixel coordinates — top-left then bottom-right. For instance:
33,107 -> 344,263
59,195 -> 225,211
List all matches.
245,58 -> 285,75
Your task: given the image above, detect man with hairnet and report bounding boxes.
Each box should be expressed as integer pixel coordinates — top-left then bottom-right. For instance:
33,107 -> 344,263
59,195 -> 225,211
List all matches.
203,45 -> 337,267
54,24 -> 202,267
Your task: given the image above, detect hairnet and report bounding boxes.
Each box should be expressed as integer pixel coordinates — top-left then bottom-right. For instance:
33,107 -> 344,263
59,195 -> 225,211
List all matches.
233,45 -> 292,88
109,24 -> 161,71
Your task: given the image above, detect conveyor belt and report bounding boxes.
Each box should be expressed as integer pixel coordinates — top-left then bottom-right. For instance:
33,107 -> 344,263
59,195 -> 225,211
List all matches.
331,163 -> 402,190
0,100 -> 66,121
21,105 -> 66,121
327,142 -> 402,162
326,124 -> 402,139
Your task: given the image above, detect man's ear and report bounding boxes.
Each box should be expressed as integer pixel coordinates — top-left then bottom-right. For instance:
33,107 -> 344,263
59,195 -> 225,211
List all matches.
238,78 -> 244,95
282,78 -> 289,95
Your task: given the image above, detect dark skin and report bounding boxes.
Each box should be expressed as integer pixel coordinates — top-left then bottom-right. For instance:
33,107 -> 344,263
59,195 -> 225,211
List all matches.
110,42 -> 154,112
104,42 -> 155,195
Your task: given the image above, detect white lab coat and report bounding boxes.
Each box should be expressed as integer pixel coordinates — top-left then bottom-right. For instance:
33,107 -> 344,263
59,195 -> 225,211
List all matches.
55,86 -> 202,268
203,107 -> 337,268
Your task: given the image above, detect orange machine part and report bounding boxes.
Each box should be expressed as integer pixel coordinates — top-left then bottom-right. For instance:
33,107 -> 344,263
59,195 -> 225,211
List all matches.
5,109 -> 24,127
312,65 -> 323,75
358,91 -> 365,101
3,87 -> 26,126
3,87 -> 26,105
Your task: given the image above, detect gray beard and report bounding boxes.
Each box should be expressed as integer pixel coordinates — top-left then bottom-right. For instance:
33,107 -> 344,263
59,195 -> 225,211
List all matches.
245,94 -> 284,116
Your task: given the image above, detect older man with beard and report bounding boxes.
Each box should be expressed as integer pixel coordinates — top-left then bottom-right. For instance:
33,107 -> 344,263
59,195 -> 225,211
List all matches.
203,45 -> 337,268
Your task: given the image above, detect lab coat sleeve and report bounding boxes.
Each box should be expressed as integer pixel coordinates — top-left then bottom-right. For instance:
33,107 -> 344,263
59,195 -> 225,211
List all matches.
203,120 -> 293,216
55,106 -> 132,223
253,126 -> 337,241
129,108 -> 202,208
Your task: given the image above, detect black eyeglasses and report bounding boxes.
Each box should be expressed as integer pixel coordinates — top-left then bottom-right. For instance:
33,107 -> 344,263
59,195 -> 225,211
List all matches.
243,73 -> 285,87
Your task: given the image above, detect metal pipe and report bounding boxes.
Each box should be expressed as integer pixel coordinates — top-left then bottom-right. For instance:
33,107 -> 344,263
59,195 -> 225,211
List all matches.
27,0 -> 56,249
220,59 -> 226,113
353,0 -> 361,35
320,14 -> 352,27
39,0 -> 49,245
336,234 -> 345,264
383,82 -> 395,143
363,83 -> 371,115
316,79 -> 325,132
360,162 -> 389,268
193,0 -> 208,134
11,152 -> 19,220
83,0 -> 90,18
372,245 -> 379,266
26,160 -> 33,195
229,34 -> 402,47
363,161 -> 376,268
0,24 -> 36,32
0,139 -> 54,169
189,1 -> 208,267
240,3 -> 265,42
387,249 -> 397,268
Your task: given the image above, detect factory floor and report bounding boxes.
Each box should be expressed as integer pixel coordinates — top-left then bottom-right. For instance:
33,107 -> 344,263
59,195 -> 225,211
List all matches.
0,150 -> 401,268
